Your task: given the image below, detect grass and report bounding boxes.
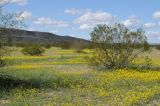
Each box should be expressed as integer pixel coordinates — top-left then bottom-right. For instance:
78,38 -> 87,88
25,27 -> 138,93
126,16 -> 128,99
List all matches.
0,47 -> 160,106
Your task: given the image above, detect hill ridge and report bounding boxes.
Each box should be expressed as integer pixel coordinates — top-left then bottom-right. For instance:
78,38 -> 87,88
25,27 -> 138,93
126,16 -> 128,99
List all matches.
0,28 -> 90,48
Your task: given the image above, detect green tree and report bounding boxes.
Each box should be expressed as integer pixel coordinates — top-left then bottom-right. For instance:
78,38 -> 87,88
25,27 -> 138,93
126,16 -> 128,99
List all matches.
0,6 -> 23,67
90,24 -> 148,69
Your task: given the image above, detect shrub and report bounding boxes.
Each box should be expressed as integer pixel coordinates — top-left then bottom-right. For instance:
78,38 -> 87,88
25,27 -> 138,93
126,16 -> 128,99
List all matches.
22,46 -> 45,56
90,24 -> 149,69
0,58 -> 5,67
82,43 -> 95,49
0,46 -> 7,67
75,49 -> 86,53
155,45 -> 160,50
60,41 -> 71,49
142,41 -> 151,51
44,44 -> 52,49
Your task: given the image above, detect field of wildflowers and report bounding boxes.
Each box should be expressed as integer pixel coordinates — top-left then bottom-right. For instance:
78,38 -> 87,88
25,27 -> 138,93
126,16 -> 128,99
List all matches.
0,47 -> 160,106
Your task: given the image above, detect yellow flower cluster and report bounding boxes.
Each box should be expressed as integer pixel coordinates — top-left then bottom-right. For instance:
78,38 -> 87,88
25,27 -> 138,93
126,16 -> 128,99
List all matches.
13,64 -> 45,69
2,47 -> 160,105
2,56 -> 61,60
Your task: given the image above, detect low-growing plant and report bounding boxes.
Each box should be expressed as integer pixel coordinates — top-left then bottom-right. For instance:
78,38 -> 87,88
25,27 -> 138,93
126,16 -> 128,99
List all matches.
75,49 -> 86,54
143,41 -> 151,51
0,46 -> 8,67
155,45 -> 160,50
44,44 -> 52,49
22,46 -> 45,56
60,41 -> 71,49
82,43 -> 95,49
0,58 -> 6,67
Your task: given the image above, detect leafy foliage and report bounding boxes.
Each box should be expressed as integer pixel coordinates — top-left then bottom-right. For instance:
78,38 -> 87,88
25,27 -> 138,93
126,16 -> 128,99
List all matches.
0,7 -> 24,67
155,45 -> 160,50
0,58 -> 5,67
60,41 -> 71,49
22,46 -> 45,56
90,24 -> 149,69
75,48 -> 86,53
82,43 -> 95,49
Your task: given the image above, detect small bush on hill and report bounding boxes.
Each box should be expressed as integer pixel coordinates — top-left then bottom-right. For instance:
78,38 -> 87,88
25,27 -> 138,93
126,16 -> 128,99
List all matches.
0,58 -> 5,67
142,41 -> 151,51
155,45 -> 160,50
82,43 -> 95,49
44,44 -> 52,49
22,46 -> 45,56
0,46 -> 8,67
60,41 -> 71,49
75,49 -> 86,53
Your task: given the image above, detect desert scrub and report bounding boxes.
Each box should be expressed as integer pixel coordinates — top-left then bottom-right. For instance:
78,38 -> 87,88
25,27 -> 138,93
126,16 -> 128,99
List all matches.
22,46 -> 45,56
0,58 -> 6,67
155,45 -> 160,50
9,88 -> 40,106
90,24 -> 149,69
75,49 -> 86,54
59,41 -> 71,49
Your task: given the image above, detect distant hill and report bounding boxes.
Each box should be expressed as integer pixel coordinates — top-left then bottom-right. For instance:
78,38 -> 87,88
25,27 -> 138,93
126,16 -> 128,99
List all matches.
0,28 -> 90,48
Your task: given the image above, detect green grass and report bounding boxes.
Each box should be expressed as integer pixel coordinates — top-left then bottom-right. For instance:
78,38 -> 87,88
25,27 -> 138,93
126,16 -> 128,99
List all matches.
0,47 -> 160,106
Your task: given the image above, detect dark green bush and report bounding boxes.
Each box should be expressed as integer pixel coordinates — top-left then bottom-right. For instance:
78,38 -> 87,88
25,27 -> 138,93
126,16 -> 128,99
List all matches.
0,58 -> 6,67
155,45 -> 160,50
60,41 -> 71,49
22,46 -> 45,56
75,49 -> 86,54
142,41 -> 150,51
82,43 -> 95,49
0,46 -> 7,67
44,44 -> 52,49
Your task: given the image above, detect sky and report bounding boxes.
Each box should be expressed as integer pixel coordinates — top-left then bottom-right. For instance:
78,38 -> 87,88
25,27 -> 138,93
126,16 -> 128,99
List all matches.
1,0 -> 160,43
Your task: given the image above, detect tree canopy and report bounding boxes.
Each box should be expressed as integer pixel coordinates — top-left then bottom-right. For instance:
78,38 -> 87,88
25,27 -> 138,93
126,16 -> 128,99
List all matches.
90,24 -> 148,69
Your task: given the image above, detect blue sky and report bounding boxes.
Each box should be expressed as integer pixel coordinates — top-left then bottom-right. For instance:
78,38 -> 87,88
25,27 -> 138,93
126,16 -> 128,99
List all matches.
1,0 -> 160,43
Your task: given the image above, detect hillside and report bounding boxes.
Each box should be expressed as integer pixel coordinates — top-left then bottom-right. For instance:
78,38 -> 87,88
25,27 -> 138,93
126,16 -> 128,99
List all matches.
0,28 -> 90,48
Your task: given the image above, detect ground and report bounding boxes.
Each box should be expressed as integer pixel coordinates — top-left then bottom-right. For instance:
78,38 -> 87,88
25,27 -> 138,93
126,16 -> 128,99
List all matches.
0,47 -> 160,106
